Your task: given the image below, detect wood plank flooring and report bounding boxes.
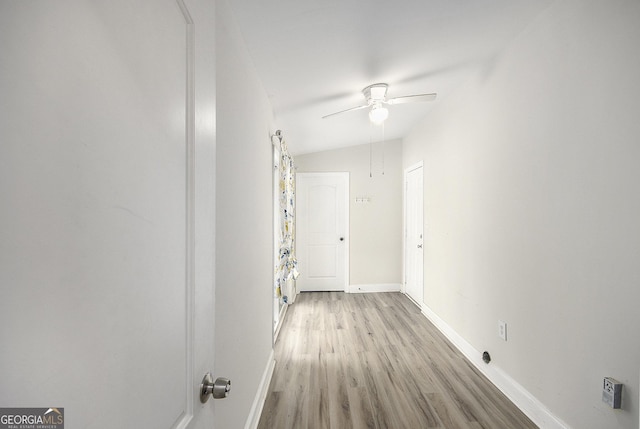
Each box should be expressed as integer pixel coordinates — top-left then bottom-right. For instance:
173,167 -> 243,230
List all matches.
258,292 -> 538,429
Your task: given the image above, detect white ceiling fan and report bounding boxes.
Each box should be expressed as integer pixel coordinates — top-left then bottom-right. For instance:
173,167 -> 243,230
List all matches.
321,83 -> 437,123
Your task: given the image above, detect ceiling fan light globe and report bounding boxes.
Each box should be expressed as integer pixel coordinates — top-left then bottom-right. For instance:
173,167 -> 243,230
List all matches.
369,105 -> 389,124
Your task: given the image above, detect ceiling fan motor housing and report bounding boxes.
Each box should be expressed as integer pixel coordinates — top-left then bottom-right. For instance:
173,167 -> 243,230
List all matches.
363,83 -> 388,103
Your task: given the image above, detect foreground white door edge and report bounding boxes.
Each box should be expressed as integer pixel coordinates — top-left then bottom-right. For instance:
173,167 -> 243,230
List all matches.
0,1 -> 217,428
296,172 -> 349,292
404,162 -> 424,307
187,0 -> 219,427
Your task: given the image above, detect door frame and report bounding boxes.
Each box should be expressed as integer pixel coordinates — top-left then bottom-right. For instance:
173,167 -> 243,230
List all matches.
296,172 -> 349,293
403,161 -> 424,306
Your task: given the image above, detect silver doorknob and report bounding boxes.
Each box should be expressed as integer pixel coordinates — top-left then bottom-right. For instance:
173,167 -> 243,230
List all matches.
200,372 -> 231,403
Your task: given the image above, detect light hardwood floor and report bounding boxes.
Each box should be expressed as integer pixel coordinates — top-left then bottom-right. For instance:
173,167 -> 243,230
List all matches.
258,292 -> 538,429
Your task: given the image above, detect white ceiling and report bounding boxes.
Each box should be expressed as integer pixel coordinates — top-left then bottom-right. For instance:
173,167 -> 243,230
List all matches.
225,0 -> 552,155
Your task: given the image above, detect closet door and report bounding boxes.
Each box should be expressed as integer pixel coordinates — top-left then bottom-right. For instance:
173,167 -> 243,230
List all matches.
404,163 -> 424,306
297,172 -> 349,292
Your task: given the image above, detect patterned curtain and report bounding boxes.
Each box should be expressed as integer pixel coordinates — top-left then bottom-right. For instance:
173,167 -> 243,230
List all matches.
275,138 -> 298,302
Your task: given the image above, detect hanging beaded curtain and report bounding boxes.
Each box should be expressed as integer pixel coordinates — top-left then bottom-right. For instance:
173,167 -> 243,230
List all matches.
275,137 -> 298,301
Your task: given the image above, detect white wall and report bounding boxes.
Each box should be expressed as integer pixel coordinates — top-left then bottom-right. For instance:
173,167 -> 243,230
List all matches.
215,1 -> 275,426
403,1 -> 640,428
296,140 -> 403,288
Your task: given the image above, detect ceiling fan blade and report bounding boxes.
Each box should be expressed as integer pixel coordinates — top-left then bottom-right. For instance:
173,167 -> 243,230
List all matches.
322,104 -> 369,119
386,93 -> 437,105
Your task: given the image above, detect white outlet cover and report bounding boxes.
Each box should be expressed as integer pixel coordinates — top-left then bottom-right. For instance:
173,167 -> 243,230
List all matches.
602,377 -> 622,409
498,320 -> 507,341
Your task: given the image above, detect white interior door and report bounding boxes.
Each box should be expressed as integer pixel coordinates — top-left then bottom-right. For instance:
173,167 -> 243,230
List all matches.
0,1 -> 216,428
404,163 -> 424,306
297,173 -> 349,292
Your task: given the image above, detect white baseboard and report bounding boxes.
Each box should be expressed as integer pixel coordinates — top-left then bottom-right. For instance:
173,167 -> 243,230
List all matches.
274,303 -> 288,343
244,349 -> 275,429
348,283 -> 402,293
421,304 -> 569,429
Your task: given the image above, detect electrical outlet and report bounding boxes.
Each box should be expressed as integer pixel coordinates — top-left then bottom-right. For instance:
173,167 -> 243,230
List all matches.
602,377 -> 623,409
498,320 -> 507,341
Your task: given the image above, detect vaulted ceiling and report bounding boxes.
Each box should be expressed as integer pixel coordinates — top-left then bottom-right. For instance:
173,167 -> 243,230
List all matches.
226,0 -> 553,155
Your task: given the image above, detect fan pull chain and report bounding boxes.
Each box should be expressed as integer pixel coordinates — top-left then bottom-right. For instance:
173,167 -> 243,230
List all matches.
369,130 -> 373,178
382,121 -> 385,175
368,121 -> 372,178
